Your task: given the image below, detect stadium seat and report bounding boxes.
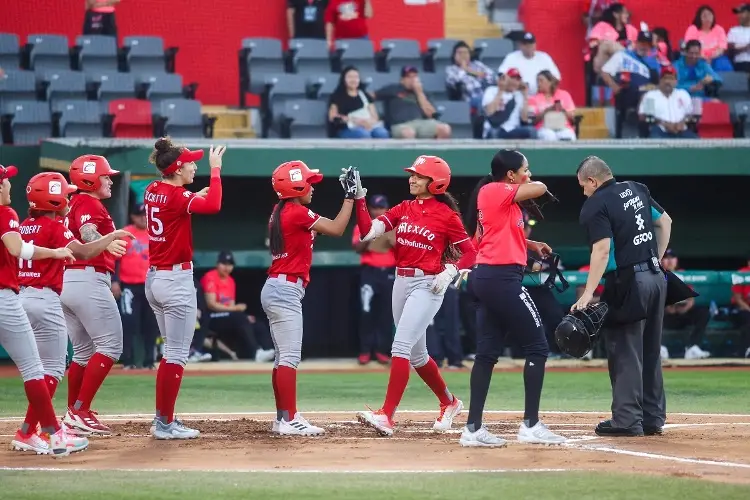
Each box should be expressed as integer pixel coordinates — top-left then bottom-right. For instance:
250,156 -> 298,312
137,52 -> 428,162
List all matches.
27,34 -> 70,72
42,70 -> 87,106
697,101 -> 733,139
123,36 -> 171,75
361,73 -> 399,95
379,39 -> 422,73
265,73 -> 309,111
158,98 -> 205,138
4,100 -> 52,145
109,98 -> 153,138
141,73 -> 185,107
0,70 -> 37,109
289,38 -> 332,75
473,38 -> 513,69
89,71 -> 136,112
419,72 -> 449,101
52,100 -> 103,138
278,99 -> 328,139
334,39 -> 376,74
434,100 -> 472,138
425,38 -> 460,75
0,33 -> 20,71
239,37 -> 285,108
717,71 -> 749,95
309,74 -> 339,99
734,101 -> 750,138
75,35 -> 118,73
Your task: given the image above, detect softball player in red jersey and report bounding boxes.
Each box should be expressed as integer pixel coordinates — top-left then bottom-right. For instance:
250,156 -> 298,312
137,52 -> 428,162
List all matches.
145,138 -> 225,440
352,156 -> 477,436
0,165 -> 84,457
61,154 -> 124,436
15,173 -> 132,452
263,161 -> 356,436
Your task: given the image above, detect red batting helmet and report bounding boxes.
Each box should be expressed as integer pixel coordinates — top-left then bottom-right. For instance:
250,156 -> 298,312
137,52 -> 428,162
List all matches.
69,155 -> 119,192
404,155 -> 451,195
271,161 -> 323,200
26,172 -> 78,212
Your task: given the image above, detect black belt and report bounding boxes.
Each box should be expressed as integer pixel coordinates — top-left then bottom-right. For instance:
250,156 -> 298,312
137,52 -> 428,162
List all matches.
632,262 -> 652,272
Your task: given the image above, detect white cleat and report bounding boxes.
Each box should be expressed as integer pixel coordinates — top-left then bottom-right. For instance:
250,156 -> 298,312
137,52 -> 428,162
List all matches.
47,427 -> 82,458
518,421 -> 567,445
271,419 -> 280,434
278,413 -> 325,436
10,431 -> 50,454
152,419 -> 200,440
459,426 -> 507,448
684,344 -> 710,360
255,348 -> 276,363
660,345 -> 670,361
433,396 -> 463,432
356,409 -> 394,437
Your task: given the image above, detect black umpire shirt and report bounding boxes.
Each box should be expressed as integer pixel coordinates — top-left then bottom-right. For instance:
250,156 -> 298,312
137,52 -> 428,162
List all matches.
579,178 -> 665,273
288,0 -> 328,39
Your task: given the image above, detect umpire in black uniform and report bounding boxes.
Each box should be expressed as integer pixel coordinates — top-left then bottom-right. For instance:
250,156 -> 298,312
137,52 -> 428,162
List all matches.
572,156 -> 672,437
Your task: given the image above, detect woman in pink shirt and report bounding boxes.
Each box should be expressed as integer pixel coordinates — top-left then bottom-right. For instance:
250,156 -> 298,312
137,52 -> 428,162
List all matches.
590,3 -> 638,72
528,70 -> 577,141
83,0 -> 120,38
683,5 -> 734,71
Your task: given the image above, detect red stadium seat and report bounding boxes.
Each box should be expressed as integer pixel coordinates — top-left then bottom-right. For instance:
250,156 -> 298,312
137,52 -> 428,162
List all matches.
698,101 -> 733,139
109,98 -> 153,138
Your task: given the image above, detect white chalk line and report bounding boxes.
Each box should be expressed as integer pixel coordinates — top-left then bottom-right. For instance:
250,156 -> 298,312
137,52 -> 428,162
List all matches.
566,442 -> 750,469
0,467 -> 574,474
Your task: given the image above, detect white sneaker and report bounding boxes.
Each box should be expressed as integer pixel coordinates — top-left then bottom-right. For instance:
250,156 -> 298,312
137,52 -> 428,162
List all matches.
271,419 -> 280,433
433,396 -> 463,432
48,428 -> 77,458
684,344 -> 710,360
255,348 -> 276,363
44,427 -> 88,453
745,347 -> 750,359
278,413 -> 324,436
11,430 -> 51,454
152,419 -> 200,440
518,421 -> 567,445
459,426 -> 507,447
356,409 -> 394,436
582,350 -> 593,360
660,345 -> 670,360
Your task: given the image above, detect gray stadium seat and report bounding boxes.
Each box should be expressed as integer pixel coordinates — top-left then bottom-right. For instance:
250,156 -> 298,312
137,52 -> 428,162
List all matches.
290,38 -> 331,75
0,70 -> 37,109
362,73 -> 399,95
53,100 -> 103,138
380,39 -> 421,73
734,101 -> 750,138
143,73 -> 184,107
473,38 -> 513,69
426,38 -> 461,75
28,34 -> 70,72
279,99 -> 328,138
241,38 -> 285,76
717,71 -> 750,95
0,33 -> 20,71
124,36 -> 166,74
43,70 -> 87,106
419,72 -> 449,101
309,74 -> 339,99
90,71 -> 136,112
434,100 -> 472,138
159,98 -> 204,138
75,35 -> 118,73
6,100 -> 52,145
265,73 -> 309,110
335,39 -> 376,74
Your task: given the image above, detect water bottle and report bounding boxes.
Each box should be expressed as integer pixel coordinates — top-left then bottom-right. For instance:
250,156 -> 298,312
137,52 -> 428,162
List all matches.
709,300 -> 718,318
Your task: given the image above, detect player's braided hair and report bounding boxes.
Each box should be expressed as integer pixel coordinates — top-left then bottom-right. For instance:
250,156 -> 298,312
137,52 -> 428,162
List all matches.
434,192 -> 463,264
268,200 -> 288,256
149,136 -> 183,176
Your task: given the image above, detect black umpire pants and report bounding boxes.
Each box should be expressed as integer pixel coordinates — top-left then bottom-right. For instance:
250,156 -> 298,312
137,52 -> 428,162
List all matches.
358,265 -> 395,356
120,283 -> 159,367
207,311 -> 273,359
427,285 -> 464,366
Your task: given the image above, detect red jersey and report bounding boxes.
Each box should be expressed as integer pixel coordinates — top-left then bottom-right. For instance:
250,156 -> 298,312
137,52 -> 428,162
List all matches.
65,193 -> 116,272
0,206 -> 21,292
200,269 -> 236,305
378,198 -> 469,275
19,216 -> 76,295
144,181 -> 198,267
352,226 -> 396,268
475,182 -> 527,266
117,224 -> 149,284
732,266 -> 750,304
324,0 -> 368,39
267,202 -> 321,284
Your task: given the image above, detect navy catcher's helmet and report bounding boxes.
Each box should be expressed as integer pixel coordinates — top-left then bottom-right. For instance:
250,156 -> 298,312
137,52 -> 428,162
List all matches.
555,302 -> 609,358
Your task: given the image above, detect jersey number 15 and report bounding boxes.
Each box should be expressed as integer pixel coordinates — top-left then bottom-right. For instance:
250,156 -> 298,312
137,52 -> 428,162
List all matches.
145,206 -> 164,236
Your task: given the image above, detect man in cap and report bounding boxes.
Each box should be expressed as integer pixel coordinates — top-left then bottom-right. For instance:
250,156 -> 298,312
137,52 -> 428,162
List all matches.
498,32 -> 561,94
481,68 -> 537,139
600,30 -> 661,109
638,66 -> 698,138
728,4 -> 750,73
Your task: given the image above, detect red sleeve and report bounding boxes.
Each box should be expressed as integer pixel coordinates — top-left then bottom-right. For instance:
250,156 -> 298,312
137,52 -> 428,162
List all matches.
0,208 -> 19,239
187,168 -> 223,215
56,223 -> 77,248
498,182 -> 520,206
288,203 -> 321,231
324,0 -> 336,23
229,277 -> 237,302
455,239 -> 477,270
351,226 -> 361,245
445,211 -> 469,246
201,272 -> 217,294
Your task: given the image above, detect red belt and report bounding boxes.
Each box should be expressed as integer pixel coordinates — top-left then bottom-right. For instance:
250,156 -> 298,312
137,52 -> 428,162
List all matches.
396,267 -> 432,278
150,262 -> 193,272
269,273 -> 307,288
66,265 -> 110,275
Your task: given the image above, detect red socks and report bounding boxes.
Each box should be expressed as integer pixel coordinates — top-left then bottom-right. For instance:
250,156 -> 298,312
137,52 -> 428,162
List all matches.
24,379 -> 60,433
73,353 -> 114,410
381,356 -> 411,419
272,368 -> 280,415
415,358 -> 453,406
67,361 -> 86,408
275,366 -> 297,421
22,375 -> 59,434
155,358 -> 167,418
159,362 -> 185,424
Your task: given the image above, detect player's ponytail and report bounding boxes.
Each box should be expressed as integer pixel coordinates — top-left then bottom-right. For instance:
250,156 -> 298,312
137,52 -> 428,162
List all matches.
269,200 -> 288,256
465,174 -> 494,237
434,191 -> 463,264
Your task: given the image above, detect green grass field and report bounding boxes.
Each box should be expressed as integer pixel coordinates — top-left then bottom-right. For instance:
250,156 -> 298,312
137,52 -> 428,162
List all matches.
1,368 -> 749,499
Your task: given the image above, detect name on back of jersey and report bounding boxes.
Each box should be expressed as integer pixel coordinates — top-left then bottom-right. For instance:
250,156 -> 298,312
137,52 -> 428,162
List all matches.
19,225 -> 41,235
144,191 -> 168,205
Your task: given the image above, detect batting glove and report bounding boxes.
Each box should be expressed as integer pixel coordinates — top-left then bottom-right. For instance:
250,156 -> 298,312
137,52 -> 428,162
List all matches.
431,264 -> 458,295
352,168 -> 367,200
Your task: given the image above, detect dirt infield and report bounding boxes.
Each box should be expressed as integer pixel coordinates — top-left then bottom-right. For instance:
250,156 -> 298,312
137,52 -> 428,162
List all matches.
1,411 -> 749,483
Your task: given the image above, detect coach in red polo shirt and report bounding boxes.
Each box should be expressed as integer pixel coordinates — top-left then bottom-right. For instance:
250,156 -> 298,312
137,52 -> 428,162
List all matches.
325,0 -> 373,47
731,254 -> 750,358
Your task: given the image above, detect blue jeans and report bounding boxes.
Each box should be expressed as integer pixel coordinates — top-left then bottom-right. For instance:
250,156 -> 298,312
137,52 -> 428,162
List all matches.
485,125 -> 537,139
338,126 -> 390,139
711,55 -> 734,72
649,125 -> 698,139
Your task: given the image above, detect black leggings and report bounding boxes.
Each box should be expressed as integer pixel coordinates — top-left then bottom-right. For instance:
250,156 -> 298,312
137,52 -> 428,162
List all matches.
466,264 -> 549,431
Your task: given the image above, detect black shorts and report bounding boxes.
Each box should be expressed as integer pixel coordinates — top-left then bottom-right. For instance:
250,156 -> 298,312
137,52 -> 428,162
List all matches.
470,264 -> 549,361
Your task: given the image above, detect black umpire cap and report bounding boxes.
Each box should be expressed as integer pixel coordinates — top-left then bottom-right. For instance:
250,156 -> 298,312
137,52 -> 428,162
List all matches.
217,250 -> 235,265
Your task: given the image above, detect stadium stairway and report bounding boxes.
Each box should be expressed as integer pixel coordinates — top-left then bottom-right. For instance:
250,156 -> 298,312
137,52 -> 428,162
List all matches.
576,107 -> 610,139
445,0 -> 503,43
201,105 -> 255,139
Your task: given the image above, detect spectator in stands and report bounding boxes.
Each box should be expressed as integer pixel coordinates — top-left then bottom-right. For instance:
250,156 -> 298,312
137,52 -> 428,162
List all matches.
661,249 -> 712,360
0,66 -> 4,78
83,0 -> 119,38
190,279 -> 214,363
481,68 -> 537,139
652,27 -> 674,65
201,251 -> 276,362
498,32 -> 561,95
599,30 -> 660,109
673,40 -> 722,98
287,0 -> 328,40
582,0 -> 619,36
328,66 -> 389,139
684,5 -> 734,71
528,70 -> 577,141
730,254 -> 750,358
445,41 -> 495,110
325,0 -> 373,47
639,66 -> 698,138
376,66 -> 452,139
590,3 -> 639,72
728,4 -> 750,73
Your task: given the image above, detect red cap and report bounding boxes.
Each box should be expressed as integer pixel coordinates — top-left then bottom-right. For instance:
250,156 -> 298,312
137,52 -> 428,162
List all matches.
162,148 -> 205,176
660,65 -> 677,77
506,68 -> 522,79
0,165 -> 18,181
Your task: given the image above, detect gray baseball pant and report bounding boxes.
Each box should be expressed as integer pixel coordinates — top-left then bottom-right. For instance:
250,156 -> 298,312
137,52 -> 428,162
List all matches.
0,289 -> 45,382
260,276 -> 305,369
391,275 -> 444,368
21,287 -> 68,380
